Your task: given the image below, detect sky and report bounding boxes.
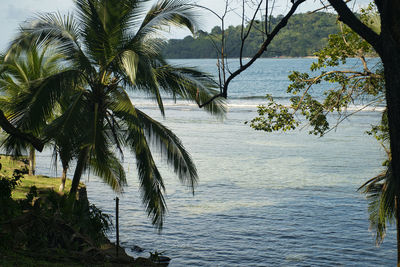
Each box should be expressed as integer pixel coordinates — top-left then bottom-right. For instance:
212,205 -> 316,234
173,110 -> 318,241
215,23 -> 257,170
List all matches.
0,0 -> 370,50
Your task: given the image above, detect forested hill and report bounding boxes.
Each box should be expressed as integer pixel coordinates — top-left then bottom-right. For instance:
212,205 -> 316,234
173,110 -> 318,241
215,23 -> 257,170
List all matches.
162,12 -> 339,58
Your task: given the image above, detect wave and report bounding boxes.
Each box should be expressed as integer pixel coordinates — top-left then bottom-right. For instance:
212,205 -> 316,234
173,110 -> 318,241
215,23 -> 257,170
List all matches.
229,95 -> 267,100
221,95 -> 298,101
131,94 -> 292,101
344,105 -> 385,112
132,98 -> 385,113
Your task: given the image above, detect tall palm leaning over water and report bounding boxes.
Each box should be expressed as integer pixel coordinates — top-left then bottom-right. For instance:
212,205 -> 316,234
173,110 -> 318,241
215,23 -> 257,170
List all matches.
0,45 -> 65,176
8,0 -> 225,228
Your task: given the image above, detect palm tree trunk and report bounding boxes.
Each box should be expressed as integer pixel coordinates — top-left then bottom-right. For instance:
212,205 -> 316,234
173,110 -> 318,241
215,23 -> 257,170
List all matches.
59,167 -> 68,192
59,155 -> 70,192
28,146 -> 35,176
70,147 -> 89,196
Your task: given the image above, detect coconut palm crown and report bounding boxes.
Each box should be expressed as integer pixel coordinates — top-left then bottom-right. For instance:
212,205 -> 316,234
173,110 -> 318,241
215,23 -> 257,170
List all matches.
0,45 -> 65,175
6,0 -> 226,229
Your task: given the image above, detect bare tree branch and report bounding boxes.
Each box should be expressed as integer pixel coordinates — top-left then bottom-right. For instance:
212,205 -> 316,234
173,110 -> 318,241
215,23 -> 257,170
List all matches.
194,0 -> 306,107
240,0 -> 264,67
308,0 -> 351,14
220,0 -> 306,98
327,0 -> 381,52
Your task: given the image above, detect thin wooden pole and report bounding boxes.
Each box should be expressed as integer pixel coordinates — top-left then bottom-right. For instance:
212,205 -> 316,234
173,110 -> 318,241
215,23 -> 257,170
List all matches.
116,197 -> 119,257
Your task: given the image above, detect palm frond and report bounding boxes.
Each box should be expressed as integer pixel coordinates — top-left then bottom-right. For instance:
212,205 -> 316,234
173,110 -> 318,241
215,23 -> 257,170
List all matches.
111,105 -> 197,228
359,164 -> 396,245
135,108 -> 198,192
121,50 -> 139,85
89,148 -> 127,193
75,0 -> 110,65
16,70 -> 83,133
44,90 -> 88,144
136,0 -> 199,41
75,0 -> 143,66
0,131 -> 29,156
110,95 -> 198,191
107,85 -> 138,116
133,54 -> 165,116
7,12 -> 93,76
154,63 -> 227,116
125,124 -> 167,229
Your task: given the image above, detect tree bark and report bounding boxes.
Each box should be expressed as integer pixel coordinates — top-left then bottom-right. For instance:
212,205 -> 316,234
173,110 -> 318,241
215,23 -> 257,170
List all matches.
59,167 -> 67,192
28,146 -> 35,176
59,155 -> 70,192
379,35 -> 400,266
70,147 -> 89,196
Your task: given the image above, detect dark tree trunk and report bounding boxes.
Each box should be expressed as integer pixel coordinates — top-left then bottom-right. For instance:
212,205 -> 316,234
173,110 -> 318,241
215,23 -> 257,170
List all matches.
381,42 -> 400,182
70,148 -> 89,196
380,38 -> 400,267
28,146 -> 35,176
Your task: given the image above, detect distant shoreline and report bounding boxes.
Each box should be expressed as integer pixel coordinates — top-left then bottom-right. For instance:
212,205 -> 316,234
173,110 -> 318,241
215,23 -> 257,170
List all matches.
165,56 -> 379,59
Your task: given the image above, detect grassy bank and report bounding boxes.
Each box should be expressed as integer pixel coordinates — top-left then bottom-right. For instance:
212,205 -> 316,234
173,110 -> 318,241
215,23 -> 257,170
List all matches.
0,155 -> 72,199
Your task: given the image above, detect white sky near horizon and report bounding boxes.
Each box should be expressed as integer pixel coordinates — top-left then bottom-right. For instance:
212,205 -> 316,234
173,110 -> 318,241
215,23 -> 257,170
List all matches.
0,0 -> 370,51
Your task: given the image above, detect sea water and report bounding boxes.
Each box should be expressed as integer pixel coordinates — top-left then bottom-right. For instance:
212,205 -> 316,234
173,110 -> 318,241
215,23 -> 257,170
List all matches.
35,58 -> 395,266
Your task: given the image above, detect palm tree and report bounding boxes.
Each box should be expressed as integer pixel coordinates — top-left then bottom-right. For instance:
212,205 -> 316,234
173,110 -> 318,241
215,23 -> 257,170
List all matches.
8,0 -> 225,228
0,45 -> 65,176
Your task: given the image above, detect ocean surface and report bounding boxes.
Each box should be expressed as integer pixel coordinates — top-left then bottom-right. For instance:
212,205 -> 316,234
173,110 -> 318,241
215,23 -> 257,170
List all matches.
35,58 -> 396,266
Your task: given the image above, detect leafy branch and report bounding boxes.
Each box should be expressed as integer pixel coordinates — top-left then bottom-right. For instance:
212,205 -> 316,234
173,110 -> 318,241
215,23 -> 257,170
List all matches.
249,18 -> 384,136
